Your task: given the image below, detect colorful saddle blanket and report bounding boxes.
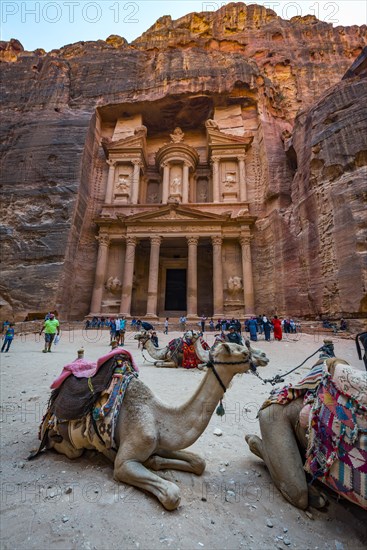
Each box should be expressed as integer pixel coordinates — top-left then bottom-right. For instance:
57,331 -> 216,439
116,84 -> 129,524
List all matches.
261,360 -> 367,509
38,356 -> 138,454
167,337 -> 209,368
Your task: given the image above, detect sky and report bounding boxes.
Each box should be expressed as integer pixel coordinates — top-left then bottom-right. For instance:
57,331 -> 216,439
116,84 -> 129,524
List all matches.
1,0 -> 366,52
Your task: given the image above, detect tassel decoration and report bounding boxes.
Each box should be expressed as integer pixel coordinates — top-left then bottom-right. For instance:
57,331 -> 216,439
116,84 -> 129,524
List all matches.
216,399 -> 225,416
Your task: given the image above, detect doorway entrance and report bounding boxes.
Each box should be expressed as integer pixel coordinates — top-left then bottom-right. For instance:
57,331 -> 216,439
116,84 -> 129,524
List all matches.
165,269 -> 187,311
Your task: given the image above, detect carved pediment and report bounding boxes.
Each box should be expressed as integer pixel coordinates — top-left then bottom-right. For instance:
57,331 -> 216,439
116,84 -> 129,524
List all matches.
207,124 -> 253,159
102,128 -> 148,164
122,204 -> 227,224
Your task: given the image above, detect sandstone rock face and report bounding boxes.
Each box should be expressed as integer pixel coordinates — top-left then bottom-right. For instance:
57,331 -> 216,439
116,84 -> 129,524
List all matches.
0,3 -> 366,320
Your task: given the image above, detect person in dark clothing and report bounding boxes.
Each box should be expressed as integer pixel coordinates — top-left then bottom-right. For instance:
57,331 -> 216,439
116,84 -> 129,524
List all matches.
356,332 -> 367,370
151,332 -> 159,347
226,325 -> 243,345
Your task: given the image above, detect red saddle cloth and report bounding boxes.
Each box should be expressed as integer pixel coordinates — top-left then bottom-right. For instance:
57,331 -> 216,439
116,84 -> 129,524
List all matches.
50,348 -> 138,389
182,338 -> 209,369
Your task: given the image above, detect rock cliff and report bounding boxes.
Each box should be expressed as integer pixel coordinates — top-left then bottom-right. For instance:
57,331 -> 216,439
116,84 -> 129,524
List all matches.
0,3 -> 366,320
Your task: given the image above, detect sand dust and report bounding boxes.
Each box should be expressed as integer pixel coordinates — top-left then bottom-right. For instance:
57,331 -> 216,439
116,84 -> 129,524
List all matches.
1,328 -> 366,549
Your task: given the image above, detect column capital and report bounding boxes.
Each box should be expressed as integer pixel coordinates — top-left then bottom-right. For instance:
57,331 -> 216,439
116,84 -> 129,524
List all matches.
106,159 -> 116,167
183,161 -> 191,168
162,161 -> 169,168
211,156 -> 220,164
125,235 -> 138,247
237,154 -> 246,162
132,159 -> 143,167
239,235 -> 251,247
150,235 -> 162,246
211,235 -> 223,246
187,235 -> 199,246
96,232 -> 110,246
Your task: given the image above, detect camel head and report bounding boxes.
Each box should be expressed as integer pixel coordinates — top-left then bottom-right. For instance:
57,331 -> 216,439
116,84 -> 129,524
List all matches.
210,341 -> 269,376
244,339 -> 269,368
183,330 -> 201,342
133,330 -> 151,346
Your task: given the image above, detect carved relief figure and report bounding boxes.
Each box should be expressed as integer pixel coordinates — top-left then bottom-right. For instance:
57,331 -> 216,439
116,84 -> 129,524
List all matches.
117,175 -> 130,194
170,176 -> 181,194
170,127 -> 184,143
224,172 -> 236,187
105,276 -> 122,294
227,276 -> 243,293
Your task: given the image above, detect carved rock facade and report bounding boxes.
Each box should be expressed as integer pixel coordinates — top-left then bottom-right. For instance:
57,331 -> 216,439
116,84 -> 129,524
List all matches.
0,3 -> 366,320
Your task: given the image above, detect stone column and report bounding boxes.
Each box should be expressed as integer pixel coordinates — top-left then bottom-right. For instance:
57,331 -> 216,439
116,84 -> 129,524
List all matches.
162,162 -> 170,203
90,232 -> 110,314
182,162 -> 190,204
146,235 -> 162,318
239,235 -> 255,316
131,160 -> 141,204
105,160 -> 116,204
238,155 -> 247,202
119,236 -> 138,316
186,236 -> 199,319
211,157 -> 220,203
212,235 -> 224,317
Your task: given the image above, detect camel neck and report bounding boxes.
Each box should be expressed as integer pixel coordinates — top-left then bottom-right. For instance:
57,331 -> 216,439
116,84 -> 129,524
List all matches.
157,365 -> 234,451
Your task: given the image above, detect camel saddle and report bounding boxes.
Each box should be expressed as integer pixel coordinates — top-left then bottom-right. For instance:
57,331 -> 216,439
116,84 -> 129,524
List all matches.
49,354 -> 123,421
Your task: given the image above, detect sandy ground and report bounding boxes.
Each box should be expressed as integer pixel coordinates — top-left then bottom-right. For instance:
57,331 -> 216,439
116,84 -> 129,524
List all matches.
0,328 -> 366,550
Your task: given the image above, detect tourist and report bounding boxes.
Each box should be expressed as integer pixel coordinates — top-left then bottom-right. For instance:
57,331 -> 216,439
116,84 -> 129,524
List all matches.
39,313 -> 60,353
248,317 -> 258,341
340,318 -> 348,331
179,315 -> 187,331
272,315 -> 282,341
115,316 -> 121,344
209,318 -> 215,331
151,332 -> 159,347
200,314 -> 207,332
256,315 -> 263,335
164,317 -> 169,334
1,323 -> 15,352
109,318 -> 116,344
289,319 -> 296,333
226,325 -> 243,345
131,317 -> 138,330
120,316 -> 126,345
263,316 -> 272,341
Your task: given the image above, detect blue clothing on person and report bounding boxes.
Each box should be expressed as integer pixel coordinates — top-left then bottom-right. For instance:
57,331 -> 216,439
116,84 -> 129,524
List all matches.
248,318 -> 258,341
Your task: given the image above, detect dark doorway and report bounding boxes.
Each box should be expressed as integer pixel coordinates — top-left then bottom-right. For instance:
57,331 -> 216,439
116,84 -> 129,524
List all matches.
165,269 -> 187,310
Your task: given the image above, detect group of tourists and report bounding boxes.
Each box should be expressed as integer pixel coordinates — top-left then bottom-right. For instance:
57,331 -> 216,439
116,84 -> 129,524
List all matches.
243,314 -> 299,342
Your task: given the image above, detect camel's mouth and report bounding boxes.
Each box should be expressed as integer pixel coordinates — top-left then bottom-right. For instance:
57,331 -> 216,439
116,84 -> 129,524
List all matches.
250,349 -> 269,367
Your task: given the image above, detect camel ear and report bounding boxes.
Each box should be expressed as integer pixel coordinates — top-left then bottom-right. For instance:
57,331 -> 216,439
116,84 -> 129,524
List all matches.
221,342 -> 232,354
244,339 -> 251,349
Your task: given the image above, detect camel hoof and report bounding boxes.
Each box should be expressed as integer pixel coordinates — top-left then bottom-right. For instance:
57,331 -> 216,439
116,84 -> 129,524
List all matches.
160,482 -> 181,511
191,456 -> 206,475
245,434 -> 264,460
308,485 -> 328,509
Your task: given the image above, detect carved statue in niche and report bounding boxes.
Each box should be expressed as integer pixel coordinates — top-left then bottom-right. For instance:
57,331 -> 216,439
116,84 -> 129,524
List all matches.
116,174 -> 130,194
198,189 -> 207,202
227,276 -> 243,293
224,172 -> 237,187
170,176 -> 181,194
170,127 -> 184,143
105,276 -> 122,294
147,191 -> 159,203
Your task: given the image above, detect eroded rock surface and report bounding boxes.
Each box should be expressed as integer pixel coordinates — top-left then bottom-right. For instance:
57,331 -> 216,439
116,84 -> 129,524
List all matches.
0,3 -> 366,320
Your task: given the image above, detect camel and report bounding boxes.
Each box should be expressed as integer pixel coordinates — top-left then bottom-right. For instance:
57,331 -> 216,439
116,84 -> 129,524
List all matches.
134,330 -> 206,368
245,358 -> 367,510
35,341 -> 269,510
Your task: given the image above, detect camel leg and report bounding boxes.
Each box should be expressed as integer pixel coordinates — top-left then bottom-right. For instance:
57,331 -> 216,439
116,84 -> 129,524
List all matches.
154,361 -> 177,368
245,434 -> 264,460
144,450 -> 206,475
50,439 -> 84,460
255,401 -> 309,510
114,456 -> 181,510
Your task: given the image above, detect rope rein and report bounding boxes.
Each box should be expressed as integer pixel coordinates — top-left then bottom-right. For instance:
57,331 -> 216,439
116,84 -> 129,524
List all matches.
253,345 -> 326,386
